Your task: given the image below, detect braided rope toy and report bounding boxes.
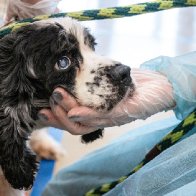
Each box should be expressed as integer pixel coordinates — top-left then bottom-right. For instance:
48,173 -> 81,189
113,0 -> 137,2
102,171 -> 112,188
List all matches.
0,0 -> 196,39
0,0 -> 195,195
85,109 -> 196,195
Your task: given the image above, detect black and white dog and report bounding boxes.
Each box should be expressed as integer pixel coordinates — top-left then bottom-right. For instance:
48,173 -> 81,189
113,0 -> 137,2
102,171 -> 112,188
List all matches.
0,18 -> 133,190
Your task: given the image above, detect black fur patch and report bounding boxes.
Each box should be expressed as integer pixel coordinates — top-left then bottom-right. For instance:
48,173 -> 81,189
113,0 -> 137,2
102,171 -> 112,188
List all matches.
87,65 -> 132,111
0,22 -> 84,190
84,28 -> 96,50
81,129 -> 103,143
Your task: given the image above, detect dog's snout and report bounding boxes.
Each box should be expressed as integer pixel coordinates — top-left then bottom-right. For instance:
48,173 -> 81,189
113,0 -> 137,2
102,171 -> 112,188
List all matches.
109,64 -> 131,83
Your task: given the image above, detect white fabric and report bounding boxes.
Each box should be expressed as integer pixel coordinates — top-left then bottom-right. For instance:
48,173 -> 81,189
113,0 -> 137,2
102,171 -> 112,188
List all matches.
4,0 -> 60,23
164,181 -> 196,196
106,131 -> 196,196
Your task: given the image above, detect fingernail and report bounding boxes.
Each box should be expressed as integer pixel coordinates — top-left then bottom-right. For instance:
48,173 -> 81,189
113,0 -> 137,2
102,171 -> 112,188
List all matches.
50,97 -> 58,106
52,91 -> 63,103
38,113 -> 48,121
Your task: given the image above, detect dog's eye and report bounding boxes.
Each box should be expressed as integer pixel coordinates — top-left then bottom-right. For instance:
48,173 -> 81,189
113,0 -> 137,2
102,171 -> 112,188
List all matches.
55,56 -> 71,70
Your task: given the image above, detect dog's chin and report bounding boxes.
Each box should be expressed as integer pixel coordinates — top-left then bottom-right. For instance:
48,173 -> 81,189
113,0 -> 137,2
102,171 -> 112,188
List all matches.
126,83 -> 135,99
94,83 -> 135,113
81,84 -> 135,144
106,82 -> 135,112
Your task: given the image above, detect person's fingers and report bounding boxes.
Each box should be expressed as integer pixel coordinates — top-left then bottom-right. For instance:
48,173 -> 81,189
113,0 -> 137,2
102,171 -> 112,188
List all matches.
52,88 -> 79,112
38,90 -> 97,135
71,118 -> 114,128
49,98 -> 96,135
67,106 -> 102,121
38,109 -> 65,130
39,106 -> 96,135
67,106 -> 119,127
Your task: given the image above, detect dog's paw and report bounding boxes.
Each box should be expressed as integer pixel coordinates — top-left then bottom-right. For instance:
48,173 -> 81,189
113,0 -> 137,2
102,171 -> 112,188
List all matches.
29,129 -> 65,160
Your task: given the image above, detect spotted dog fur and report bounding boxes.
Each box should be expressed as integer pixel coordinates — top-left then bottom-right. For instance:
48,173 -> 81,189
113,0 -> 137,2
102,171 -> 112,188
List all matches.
0,17 -> 133,190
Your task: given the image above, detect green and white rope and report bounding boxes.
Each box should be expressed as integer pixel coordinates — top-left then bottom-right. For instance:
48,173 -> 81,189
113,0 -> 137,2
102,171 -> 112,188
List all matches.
0,0 -> 196,39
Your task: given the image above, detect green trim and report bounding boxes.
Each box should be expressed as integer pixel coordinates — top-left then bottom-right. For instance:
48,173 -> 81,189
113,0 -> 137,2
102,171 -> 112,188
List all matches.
0,0 -> 196,39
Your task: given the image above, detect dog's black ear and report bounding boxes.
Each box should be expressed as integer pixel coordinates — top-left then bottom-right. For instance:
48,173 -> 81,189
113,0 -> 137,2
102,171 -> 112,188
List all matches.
0,118 -> 38,190
0,108 -> 38,189
81,129 -> 104,143
0,29 -> 38,189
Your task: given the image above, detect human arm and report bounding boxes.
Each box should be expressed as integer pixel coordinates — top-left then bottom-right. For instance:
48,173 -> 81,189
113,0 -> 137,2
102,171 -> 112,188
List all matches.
38,68 -> 175,134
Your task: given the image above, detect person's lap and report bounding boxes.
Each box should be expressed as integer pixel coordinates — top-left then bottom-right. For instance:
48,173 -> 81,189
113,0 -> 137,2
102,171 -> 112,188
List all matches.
106,128 -> 196,196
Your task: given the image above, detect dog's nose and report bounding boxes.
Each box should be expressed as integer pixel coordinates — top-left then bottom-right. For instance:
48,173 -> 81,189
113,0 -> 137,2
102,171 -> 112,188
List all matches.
109,64 -> 131,83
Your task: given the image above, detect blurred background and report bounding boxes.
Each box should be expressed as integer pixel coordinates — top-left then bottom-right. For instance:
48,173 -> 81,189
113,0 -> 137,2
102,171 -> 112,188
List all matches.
0,0 -> 195,174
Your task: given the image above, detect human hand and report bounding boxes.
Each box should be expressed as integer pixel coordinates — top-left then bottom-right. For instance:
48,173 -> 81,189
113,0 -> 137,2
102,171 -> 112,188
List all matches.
4,0 -> 60,24
66,69 -> 176,127
38,69 -> 175,135
38,88 -> 99,135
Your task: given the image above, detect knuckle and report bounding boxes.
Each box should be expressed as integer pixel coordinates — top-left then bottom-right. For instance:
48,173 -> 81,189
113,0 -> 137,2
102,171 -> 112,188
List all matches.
69,129 -> 80,135
69,125 -> 85,135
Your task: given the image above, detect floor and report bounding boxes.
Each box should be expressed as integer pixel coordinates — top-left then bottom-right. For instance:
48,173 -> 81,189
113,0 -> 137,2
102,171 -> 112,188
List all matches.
0,0 -> 196,178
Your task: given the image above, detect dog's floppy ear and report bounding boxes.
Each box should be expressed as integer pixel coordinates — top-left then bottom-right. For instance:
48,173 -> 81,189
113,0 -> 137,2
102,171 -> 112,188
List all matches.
0,28 -> 38,190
